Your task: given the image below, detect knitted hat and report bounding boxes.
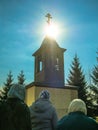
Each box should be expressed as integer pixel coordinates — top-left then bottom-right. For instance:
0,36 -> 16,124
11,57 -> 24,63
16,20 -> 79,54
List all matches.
39,90 -> 50,99
7,84 -> 25,101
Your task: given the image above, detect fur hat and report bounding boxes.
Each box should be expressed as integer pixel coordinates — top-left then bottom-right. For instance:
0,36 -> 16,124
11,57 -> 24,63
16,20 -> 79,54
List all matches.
7,84 -> 25,101
68,99 -> 87,115
39,90 -> 50,99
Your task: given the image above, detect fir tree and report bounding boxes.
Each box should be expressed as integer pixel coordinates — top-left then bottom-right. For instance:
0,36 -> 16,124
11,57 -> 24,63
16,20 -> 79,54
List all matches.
91,65 -> 98,86
17,70 -> 25,85
67,54 -> 87,100
91,50 -> 98,86
87,50 -> 98,117
0,71 -> 14,101
86,84 -> 98,117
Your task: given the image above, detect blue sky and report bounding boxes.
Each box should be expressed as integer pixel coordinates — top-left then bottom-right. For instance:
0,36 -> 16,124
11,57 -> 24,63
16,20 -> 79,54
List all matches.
0,0 -> 98,87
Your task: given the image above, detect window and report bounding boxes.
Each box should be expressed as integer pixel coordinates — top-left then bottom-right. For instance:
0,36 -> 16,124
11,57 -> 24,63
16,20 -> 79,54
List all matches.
55,57 -> 59,71
39,61 -> 43,71
35,56 -> 43,73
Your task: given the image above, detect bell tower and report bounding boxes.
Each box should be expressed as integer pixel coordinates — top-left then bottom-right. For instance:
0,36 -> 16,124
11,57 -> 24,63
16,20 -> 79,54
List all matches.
26,14 -> 78,118
33,14 -> 66,87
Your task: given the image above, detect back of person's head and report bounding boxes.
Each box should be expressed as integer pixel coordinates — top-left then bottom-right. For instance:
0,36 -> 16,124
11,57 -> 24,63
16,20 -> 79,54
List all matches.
68,99 -> 87,115
39,90 -> 50,99
7,84 -> 25,101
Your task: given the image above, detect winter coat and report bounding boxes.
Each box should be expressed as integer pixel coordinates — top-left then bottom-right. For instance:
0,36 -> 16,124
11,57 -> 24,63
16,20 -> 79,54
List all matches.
29,98 -> 58,130
0,101 -> 13,130
56,111 -> 98,130
5,98 -> 32,130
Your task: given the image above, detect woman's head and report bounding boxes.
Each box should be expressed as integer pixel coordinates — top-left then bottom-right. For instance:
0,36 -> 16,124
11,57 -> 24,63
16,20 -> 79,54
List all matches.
7,84 -> 26,101
39,90 -> 50,99
68,99 -> 87,115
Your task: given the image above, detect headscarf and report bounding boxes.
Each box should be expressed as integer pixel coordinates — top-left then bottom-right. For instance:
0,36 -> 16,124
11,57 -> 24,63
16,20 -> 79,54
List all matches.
68,99 -> 87,115
7,84 -> 25,101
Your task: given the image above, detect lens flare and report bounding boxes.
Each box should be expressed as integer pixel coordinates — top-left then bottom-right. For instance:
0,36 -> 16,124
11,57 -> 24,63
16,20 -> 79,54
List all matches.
44,23 -> 59,38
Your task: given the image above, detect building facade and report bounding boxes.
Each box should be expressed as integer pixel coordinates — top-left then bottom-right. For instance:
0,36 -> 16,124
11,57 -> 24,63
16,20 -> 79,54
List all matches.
26,35 -> 78,118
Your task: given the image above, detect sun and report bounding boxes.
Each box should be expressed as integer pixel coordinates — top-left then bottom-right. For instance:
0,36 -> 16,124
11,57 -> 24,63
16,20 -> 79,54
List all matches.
44,23 -> 59,38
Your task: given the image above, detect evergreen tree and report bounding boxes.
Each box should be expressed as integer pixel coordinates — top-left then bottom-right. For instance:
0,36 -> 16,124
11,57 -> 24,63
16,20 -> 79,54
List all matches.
17,70 -> 25,85
86,84 -> 98,117
91,50 -> 98,86
96,49 -> 98,62
91,65 -> 98,86
87,50 -> 98,117
67,54 -> 87,100
0,71 -> 14,101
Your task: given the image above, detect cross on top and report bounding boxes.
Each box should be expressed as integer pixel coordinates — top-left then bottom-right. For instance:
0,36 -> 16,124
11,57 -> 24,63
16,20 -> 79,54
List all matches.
45,13 -> 52,25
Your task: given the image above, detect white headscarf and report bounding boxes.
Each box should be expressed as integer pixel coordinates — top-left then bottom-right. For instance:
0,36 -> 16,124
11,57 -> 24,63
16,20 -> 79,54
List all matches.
68,99 -> 87,115
7,84 -> 25,101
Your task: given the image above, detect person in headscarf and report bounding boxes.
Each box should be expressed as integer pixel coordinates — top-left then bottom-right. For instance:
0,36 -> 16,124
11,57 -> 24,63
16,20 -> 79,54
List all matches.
56,99 -> 98,130
5,83 -> 32,130
29,90 -> 58,130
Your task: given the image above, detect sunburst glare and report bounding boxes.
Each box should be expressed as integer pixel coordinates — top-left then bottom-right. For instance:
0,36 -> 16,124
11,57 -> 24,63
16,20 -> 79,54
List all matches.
44,22 -> 60,38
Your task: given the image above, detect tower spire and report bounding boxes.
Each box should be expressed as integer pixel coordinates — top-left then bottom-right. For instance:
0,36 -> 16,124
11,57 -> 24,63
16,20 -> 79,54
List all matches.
45,13 -> 52,25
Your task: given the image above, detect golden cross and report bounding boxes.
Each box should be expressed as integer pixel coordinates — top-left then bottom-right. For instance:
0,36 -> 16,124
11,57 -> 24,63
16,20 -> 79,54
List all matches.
45,13 -> 52,25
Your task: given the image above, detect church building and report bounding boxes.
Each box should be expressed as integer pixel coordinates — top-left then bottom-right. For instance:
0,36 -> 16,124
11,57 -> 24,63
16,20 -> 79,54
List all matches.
26,14 -> 78,118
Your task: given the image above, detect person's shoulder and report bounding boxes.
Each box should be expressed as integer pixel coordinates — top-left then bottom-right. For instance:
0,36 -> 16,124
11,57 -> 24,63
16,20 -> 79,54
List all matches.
88,116 -> 98,123
0,100 -> 10,110
17,100 -> 28,109
0,101 -> 6,111
9,98 -> 29,112
82,115 -> 98,127
58,115 -> 68,123
57,115 -> 68,129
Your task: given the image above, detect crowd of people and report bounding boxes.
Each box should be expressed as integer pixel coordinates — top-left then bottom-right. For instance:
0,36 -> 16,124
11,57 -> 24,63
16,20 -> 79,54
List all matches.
0,83 -> 98,130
